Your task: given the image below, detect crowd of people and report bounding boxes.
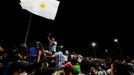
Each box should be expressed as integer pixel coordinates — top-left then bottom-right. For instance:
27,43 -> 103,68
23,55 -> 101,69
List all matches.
0,33 -> 134,75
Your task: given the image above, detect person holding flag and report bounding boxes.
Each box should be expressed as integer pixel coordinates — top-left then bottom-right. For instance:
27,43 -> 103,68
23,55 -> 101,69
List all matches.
20,0 -> 60,44
48,33 -> 57,54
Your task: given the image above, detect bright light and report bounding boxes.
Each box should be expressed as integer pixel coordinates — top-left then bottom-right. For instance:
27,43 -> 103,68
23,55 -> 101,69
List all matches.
92,42 -> 96,47
60,45 -> 63,48
105,49 -> 108,52
114,39 -> 118,43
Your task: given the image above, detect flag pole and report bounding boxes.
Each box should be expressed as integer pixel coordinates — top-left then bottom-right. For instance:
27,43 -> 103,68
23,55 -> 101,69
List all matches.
24,14 -> 33,45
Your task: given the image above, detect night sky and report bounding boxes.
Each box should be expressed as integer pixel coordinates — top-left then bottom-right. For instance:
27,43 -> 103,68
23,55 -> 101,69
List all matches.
1,0 -> 134,57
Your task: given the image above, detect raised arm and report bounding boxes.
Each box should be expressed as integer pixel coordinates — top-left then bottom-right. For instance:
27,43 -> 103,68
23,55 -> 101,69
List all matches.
37,50 -> 42,63
47,33 -> 53,43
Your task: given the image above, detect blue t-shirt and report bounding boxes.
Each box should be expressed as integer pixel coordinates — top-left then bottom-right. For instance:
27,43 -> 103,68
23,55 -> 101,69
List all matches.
28,47 -> 37,57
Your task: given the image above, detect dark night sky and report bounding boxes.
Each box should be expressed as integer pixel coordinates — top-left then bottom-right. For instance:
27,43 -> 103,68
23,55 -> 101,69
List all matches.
1,0 -> 134,57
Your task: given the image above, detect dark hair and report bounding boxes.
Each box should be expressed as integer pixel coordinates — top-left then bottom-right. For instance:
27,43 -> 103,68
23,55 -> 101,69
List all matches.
71,58 -> 78,65
35,41 -> 44,51
80,59 -> 90,73
116,63 -> 131,75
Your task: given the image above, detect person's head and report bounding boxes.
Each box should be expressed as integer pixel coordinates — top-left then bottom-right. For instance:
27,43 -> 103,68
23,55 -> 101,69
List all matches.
116,63 -> 131,75
35,41 -> 44,50
65,50 -> 69,55
71,58 -> 78,65
80,59 -> 90,73
72,52 -> 75,55
29,42 -> 35,47
111,62 -> 116,69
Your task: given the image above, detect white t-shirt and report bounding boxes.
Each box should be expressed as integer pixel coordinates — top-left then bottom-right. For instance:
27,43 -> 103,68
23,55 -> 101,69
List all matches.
49,41 -> 57,52
64,55 -> 68,62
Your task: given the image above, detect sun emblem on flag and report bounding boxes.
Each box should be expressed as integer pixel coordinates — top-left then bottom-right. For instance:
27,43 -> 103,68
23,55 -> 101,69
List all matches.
39,2 -> 46,8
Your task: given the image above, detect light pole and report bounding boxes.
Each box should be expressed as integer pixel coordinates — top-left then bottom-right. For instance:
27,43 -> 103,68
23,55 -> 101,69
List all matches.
91,42 -> 96,58
113,38 -> 123,59
105,49 -> 109,58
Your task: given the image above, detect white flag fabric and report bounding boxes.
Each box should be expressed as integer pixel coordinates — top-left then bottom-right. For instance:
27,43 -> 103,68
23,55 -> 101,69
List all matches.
20,0 -> 60,20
